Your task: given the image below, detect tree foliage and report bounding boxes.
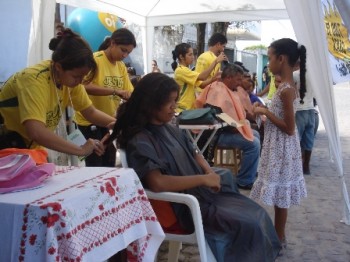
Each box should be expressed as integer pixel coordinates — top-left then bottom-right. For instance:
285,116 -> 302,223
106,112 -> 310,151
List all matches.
229,20 -> 260,30
212,22 -> 230,36
243,44 -> 267,51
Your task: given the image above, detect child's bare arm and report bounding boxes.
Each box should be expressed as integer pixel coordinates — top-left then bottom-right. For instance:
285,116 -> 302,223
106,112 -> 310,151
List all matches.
254,88 -> 296,135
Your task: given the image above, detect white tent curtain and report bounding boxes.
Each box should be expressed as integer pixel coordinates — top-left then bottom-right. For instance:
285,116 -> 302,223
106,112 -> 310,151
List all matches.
27,0 -> 55,65
27,0 -> 349,224
285,0 -> 349,225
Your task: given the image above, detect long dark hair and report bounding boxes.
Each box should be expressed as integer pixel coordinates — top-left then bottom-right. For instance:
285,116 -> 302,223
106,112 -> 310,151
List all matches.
107,73 -> 179,149
49,28 -> 97,84
269,38 -> 307,103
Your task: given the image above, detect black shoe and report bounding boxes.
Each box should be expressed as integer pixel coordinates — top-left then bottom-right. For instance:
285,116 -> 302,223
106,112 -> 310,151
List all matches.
237,183 -> 253,190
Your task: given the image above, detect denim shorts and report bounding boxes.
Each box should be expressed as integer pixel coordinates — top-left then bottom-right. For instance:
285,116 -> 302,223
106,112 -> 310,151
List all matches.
295,110 -> 315,151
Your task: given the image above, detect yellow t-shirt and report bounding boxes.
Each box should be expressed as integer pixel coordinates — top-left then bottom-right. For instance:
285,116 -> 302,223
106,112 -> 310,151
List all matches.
267,73 -> 276,100
0,60 -> 92,147
174,65 -> 201,112
194,51 -> 220,93
74,51 -> 134,126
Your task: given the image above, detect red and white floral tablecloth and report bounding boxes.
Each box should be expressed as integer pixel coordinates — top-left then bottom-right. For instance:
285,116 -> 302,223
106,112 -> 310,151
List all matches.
0,166 -> 165,262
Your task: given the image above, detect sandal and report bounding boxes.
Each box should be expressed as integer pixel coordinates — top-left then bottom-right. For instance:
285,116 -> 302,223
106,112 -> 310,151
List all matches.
281,238 -> 287,249
277,238 -> 287,257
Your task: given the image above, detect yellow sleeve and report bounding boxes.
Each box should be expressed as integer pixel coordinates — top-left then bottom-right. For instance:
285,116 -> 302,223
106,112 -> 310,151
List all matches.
17,72 -> 50,124
195,52 -> 220,79
69,84 -> 92,112
195,54 -> 210,75
175,66 -> 200,87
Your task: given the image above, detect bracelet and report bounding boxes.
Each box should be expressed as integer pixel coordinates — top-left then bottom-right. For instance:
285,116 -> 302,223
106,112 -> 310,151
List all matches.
112,89 -> 117,97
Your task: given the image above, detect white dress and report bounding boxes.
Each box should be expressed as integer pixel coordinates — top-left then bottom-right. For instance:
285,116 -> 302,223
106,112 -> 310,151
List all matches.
250,83 -> 307,208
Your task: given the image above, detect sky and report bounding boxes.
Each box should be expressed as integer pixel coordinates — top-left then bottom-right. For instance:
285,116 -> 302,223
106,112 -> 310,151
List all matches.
235,20 -> 296,50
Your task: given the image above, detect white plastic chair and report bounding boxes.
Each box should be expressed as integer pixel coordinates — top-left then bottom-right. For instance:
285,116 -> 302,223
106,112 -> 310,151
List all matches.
118,149 -> 216,262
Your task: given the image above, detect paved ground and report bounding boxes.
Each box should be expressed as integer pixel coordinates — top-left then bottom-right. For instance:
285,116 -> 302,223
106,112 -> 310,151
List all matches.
156,82 -> 350,262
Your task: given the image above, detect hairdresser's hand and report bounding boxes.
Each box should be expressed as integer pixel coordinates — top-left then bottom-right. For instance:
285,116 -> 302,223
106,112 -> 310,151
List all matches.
203,172 -> 221,192
80,139 -> 97,157
106,121 -> 115,130
117,90 -> 131,100
216,52 -> 228,64
93,139 -> 105,156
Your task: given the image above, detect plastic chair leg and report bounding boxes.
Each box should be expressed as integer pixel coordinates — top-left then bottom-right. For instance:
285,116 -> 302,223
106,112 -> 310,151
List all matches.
167,241 -> 182,262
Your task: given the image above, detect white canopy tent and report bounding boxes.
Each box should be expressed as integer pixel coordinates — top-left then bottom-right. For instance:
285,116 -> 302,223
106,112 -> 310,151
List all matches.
28,0 -> 349,224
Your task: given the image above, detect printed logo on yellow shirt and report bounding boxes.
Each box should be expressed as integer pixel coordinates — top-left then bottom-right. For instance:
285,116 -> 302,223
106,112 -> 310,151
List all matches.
46,105 -> 61,128
103,76 -> 124,88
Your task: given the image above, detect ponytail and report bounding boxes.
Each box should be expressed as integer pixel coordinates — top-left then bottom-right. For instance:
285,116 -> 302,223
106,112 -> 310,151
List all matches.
98,37 -> 111,51
269,38 -> 307,103
298,45 -> 307,104
171,50 -> 178,71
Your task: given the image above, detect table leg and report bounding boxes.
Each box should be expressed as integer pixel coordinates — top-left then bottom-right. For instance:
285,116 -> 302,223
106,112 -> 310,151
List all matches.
200,129 -> 219,153
185,129 -> 205,153
185,129 -> 219,154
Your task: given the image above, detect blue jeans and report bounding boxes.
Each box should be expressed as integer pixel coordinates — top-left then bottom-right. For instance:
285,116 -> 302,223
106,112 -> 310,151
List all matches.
295,110 -> 315,151
205,232 -> 232,262
314,109 -> 319,136
217,130 -> 260,186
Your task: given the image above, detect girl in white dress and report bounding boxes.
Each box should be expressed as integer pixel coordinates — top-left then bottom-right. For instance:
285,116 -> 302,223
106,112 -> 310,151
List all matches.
250,38 -> 307,249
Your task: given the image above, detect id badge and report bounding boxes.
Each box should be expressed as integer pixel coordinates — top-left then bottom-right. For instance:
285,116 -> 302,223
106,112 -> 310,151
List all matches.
68,129 -> 88,161
67,129 -> 87,146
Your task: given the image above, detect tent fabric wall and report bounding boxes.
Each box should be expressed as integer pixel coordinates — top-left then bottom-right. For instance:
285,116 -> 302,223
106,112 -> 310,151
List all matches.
27,0 -> 349,224
0,0 -> 31,82
285,0 -> 349,225
27,0 -> 55,65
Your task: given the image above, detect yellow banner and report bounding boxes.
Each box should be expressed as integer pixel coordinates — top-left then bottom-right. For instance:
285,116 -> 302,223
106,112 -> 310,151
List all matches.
323,1 -> 350,61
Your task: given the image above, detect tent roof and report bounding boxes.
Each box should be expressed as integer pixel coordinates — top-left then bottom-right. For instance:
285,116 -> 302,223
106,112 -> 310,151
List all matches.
57,0 -> 289,26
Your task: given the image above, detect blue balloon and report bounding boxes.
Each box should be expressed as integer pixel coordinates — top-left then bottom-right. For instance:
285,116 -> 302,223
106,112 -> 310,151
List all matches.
67,8 -> 124,51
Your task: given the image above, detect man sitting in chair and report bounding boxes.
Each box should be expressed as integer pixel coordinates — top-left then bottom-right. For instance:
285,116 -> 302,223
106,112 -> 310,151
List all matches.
196,63 -> 261,190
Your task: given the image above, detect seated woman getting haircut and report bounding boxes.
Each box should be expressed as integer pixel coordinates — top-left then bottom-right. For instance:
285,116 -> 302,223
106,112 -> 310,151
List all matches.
106,72 -> 281,262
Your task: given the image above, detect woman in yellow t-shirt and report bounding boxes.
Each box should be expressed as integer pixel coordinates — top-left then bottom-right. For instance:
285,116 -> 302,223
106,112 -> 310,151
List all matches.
171,43 -> 226,112
0,28 -> 115,158
75,28 -> 136,167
